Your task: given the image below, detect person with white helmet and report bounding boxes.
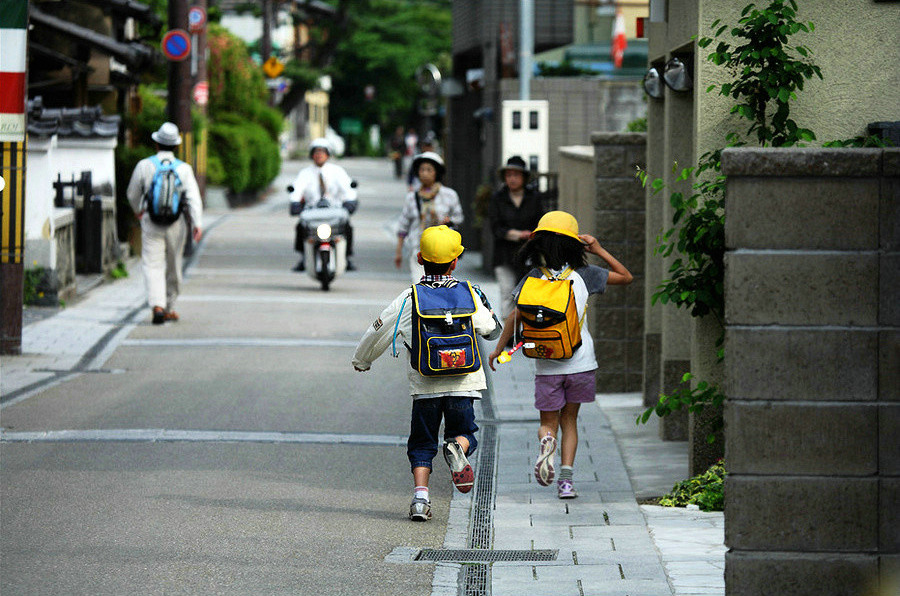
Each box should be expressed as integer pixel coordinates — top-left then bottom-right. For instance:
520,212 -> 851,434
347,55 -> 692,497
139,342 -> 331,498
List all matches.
126,122 -> 203,325
395,152 -> 463,282
290,137 -> 358,271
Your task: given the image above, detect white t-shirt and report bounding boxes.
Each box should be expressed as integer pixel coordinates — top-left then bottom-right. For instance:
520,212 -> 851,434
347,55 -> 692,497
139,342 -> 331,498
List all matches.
512,265 -> 609,376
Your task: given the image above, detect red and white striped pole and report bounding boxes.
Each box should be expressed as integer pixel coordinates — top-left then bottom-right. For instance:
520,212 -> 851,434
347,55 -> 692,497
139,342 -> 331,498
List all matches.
1,0 -> 28,354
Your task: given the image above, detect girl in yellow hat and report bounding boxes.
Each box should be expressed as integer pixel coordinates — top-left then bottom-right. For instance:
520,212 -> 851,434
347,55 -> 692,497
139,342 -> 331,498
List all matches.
488,211 -> 633,499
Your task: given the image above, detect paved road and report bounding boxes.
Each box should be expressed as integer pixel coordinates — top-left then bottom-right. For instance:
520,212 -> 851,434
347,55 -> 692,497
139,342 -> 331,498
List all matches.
1,158 -> 459,595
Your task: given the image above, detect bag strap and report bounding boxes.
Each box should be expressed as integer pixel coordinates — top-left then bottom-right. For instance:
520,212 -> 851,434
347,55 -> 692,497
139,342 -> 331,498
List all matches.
538,266 -> 573,281
391,289 -> 411,358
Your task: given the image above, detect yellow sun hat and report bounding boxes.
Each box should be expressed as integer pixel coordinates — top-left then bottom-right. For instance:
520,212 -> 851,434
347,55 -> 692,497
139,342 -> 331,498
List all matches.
420,225 -> 464,263
532,211 -> 583,242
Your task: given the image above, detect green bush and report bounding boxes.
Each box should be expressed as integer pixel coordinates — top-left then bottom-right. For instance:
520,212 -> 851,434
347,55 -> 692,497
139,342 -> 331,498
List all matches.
209,122 -> 251,193
208,119 -> 280,193
23,266 -> 45,305
206,153 -> 226,186
658,460 -> 726,511
241,121 -> 281,191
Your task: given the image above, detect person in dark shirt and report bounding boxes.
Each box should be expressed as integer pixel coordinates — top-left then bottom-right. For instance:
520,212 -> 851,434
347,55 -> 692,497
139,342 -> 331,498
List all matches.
487,155 -> 546,320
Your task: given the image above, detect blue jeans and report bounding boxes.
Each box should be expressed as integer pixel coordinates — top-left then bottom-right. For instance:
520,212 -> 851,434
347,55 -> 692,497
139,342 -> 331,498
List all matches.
408,396 -> 478,471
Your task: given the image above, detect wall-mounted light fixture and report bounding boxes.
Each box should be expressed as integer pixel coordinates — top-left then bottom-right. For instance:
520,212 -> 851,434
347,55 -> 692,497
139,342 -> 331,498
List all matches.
663,57 -> 692,92
643,67 -> 664,99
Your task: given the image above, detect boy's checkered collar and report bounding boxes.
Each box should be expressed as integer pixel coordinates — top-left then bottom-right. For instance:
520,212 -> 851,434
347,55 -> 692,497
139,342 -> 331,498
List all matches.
419,274 -> 458,287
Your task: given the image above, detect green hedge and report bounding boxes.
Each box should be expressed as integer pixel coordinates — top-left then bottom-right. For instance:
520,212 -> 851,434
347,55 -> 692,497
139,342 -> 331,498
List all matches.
208,117 -> 280,193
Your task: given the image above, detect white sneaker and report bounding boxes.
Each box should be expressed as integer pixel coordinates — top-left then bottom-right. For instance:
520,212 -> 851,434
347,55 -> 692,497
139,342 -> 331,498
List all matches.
409,496 -> 432,521
534,433 -> 557,486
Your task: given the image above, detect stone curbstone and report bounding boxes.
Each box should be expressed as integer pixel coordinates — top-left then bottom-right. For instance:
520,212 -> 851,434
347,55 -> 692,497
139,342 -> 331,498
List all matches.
725,178 -> 880,251
725,328 -> 878,402
881,478 -> 900,553
881,253 -> 900,325
881,331 -> 900,402
882,405 -> 900,476
724,401 -> 878,476
596,178 -> 645,211
725,252 -> 878,326
725,551 -> 877,596
721,147 -> 882,177
725,476 -> 878,552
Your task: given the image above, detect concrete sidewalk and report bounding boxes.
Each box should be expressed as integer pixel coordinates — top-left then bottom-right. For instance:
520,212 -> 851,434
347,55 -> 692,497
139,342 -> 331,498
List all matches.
482,355 -> 725,596
450,260 -> 726,596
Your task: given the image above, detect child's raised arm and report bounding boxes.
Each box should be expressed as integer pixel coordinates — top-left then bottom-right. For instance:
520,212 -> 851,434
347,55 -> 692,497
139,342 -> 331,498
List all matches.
579,234 -> 633,286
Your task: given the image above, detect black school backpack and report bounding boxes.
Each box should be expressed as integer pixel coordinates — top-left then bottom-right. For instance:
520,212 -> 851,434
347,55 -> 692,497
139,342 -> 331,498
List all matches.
144,155 -> 185,225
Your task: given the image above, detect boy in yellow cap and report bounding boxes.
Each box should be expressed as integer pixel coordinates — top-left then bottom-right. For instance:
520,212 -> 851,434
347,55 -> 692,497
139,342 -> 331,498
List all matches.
353,225 -> 501,521
488,211 -> 633,499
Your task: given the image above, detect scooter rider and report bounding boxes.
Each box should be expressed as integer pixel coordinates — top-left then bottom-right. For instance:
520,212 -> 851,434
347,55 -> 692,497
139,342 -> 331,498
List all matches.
290,138 -> 358,271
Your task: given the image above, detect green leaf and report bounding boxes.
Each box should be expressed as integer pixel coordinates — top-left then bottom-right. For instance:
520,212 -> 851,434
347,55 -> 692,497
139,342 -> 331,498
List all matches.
778,88 -> 791,103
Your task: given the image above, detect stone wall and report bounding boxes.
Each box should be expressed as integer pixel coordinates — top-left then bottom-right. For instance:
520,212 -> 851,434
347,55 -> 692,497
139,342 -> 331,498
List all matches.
557,133 -> 646,393
722,147 -> 898,595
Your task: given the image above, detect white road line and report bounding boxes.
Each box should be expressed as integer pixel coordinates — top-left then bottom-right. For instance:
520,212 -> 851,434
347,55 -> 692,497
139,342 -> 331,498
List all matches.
0,428 -> 407,446
178,294 -> 389,306
120,338 -> 359,348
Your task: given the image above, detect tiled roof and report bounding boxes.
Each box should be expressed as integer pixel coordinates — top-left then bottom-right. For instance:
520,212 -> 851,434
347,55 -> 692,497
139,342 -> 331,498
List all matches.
26,97 -> 121,138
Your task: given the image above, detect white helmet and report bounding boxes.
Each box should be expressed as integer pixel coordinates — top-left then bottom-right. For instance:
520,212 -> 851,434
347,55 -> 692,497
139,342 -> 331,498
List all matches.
308,137 -> 332,158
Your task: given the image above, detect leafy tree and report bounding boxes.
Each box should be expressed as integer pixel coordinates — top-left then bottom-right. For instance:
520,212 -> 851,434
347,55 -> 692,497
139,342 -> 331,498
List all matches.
328,0 -> 452,133
207,24 -> 282,193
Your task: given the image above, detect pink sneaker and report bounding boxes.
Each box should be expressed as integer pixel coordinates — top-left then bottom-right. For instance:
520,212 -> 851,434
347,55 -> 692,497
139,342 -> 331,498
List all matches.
557,478 -> 577,499
533,433 -> 557,486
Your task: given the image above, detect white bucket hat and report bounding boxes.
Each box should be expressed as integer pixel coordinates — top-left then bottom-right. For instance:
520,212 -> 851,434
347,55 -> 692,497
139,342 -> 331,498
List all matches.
151,122 -> 182,146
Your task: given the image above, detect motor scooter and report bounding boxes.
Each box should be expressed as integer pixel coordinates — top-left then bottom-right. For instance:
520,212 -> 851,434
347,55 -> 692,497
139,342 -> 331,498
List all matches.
287,184 -> 357,291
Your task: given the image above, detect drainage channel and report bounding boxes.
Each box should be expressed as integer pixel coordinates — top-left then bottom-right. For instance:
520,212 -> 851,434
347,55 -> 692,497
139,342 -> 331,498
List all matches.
463,346 -> 499,596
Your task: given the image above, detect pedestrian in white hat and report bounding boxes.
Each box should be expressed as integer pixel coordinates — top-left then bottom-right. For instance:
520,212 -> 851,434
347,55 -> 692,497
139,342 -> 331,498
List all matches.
126,122 -> 203,324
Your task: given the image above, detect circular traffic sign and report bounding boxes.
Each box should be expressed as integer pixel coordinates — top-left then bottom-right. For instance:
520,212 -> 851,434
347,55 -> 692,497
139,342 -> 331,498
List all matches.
188,7 -> 206,33
161,29 -> 191,61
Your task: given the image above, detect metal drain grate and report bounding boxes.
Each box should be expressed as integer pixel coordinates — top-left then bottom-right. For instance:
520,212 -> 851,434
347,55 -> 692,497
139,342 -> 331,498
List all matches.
417,549 -> 558,563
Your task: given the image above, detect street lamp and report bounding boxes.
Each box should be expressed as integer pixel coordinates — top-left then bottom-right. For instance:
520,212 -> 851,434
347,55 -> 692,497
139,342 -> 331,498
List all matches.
643,67 -> 664,99
663,57 -> 692,92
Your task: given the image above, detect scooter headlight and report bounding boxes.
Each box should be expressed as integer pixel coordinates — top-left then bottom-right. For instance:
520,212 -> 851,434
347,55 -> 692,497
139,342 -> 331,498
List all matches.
316,223 -> 332,240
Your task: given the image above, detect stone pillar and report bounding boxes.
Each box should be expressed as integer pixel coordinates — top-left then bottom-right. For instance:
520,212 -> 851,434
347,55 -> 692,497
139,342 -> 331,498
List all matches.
688,314 -> 724,476
590,132 -> 646,393
657,82 -> 693,440
643,92 -> 664,407
722,147 -> 898,595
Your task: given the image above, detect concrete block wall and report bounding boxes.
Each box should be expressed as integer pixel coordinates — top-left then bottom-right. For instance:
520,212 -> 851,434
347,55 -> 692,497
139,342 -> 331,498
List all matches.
722,147 -> 898,595
558,134 -> 647,393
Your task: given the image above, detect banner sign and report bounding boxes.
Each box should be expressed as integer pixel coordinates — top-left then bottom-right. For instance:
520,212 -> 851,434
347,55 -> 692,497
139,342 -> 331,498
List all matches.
0,0 -> 28,142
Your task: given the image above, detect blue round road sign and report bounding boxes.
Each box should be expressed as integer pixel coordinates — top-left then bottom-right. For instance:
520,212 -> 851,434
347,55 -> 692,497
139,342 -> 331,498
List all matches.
188,7 -> 206,33
161,29 -> 191,62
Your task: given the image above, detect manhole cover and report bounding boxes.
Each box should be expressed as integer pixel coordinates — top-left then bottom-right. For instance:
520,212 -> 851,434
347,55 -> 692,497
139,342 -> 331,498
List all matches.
415,549 -> 558,563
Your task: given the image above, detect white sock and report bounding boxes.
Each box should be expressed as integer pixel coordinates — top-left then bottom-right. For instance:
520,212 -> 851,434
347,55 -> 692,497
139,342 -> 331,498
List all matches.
559,466 -> 574,481
415,486 -> 429,500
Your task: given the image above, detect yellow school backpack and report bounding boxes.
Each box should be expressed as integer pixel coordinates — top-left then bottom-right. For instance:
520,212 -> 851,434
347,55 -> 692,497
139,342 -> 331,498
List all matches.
517,267 -> 584,359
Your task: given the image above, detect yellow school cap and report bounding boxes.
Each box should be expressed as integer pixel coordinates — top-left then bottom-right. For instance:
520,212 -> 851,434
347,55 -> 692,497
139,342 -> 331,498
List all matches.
532,211 -> 583,242
420,225 -> 464,263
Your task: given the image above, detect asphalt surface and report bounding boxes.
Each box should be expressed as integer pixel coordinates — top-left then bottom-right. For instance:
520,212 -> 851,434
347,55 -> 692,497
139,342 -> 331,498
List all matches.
1,157 -> 458,595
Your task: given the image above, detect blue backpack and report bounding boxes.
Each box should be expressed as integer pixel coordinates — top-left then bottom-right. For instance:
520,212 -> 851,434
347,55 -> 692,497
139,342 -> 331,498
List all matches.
145,155 -> 185,225
409,282 -> 482,377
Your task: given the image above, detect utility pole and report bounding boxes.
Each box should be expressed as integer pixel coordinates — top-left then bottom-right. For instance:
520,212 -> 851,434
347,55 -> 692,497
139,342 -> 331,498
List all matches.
519,0 -> 533,100
168,0 -> 192,143
166,0 -> 207,199
261,0 -> 273,61
0,0 -> 28,355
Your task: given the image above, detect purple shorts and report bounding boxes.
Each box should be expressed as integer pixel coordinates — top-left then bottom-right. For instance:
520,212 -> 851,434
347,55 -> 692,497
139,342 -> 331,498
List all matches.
534,370 -> 597,411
